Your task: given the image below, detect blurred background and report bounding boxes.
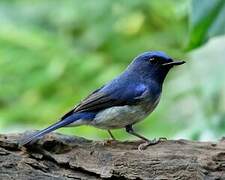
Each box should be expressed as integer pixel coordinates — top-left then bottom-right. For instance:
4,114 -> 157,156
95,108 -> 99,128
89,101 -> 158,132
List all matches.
0,0 -> 225,141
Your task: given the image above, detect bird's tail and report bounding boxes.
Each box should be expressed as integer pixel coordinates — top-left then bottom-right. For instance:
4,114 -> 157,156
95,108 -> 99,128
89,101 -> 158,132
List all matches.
19,116 -> 76,146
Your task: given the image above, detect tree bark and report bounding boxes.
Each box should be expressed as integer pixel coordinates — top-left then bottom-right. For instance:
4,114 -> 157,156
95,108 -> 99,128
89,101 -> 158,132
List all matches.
0,132 -> 225,179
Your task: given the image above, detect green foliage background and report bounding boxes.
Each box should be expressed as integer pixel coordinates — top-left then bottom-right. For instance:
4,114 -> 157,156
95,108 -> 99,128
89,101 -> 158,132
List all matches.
0,0 -> 225,141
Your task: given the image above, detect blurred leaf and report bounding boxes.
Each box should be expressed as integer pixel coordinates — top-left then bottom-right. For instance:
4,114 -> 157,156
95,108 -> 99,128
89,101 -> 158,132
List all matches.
0,0 -> 190,139
187,0 -> 225,50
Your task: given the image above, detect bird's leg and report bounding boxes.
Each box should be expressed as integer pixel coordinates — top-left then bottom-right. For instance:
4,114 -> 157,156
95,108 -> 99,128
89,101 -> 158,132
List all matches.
107,130 -> 116,140
125,125 -> 166,150
100,130 -> 116,145
125,125 -> 149,141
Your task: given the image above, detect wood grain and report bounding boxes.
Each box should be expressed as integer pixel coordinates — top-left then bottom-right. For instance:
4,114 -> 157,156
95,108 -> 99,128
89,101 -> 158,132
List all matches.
1,132 -> 225,179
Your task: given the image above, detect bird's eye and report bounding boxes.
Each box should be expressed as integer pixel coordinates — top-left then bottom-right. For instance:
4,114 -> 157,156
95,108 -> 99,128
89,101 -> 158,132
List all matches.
149,58 -> 156,63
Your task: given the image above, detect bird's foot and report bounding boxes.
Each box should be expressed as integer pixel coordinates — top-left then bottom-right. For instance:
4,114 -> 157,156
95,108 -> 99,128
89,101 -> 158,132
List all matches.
105,139 -> 117,145
94,139 -> 117,146
138,137 -> 167,151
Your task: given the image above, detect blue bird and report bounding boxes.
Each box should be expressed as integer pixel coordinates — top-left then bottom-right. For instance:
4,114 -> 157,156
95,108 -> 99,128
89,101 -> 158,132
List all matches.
20,51 -> 185,148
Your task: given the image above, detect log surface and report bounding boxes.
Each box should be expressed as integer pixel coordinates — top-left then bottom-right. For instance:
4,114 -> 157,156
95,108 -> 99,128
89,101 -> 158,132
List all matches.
0,132 -> 225,179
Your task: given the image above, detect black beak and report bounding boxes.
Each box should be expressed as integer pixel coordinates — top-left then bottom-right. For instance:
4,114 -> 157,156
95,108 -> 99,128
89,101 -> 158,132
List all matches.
162,60 -> 186,67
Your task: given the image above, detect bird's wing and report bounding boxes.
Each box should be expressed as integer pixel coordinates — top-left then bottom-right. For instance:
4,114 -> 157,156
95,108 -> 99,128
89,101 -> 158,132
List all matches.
20,83 -> 147,145
61,83 -> 147,120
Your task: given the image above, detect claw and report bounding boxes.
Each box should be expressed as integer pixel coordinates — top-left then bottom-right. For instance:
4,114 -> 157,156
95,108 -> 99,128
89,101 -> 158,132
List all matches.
105,139 -> 116,145
93,139 -> 117,146
138,137 -> 167,151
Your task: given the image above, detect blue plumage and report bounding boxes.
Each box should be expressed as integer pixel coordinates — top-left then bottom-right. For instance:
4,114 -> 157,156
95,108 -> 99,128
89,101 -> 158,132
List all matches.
20,112 -> 96,145
20,51 -> 185,146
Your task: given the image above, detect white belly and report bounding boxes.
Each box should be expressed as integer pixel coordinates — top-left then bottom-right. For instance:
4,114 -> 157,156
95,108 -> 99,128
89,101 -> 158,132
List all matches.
90,105 -> 153,129
69,95 -> 161,129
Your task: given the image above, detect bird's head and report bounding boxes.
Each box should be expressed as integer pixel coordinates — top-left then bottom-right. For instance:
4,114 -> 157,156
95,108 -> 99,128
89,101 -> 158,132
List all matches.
128,51 -> 185,84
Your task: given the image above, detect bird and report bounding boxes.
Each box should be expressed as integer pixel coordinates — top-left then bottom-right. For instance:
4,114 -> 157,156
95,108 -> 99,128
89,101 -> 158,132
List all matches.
20,51 -> 185,148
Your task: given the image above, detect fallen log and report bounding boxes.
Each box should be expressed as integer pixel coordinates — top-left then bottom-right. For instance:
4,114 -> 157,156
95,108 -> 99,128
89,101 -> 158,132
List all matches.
0,132 -> 225,179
